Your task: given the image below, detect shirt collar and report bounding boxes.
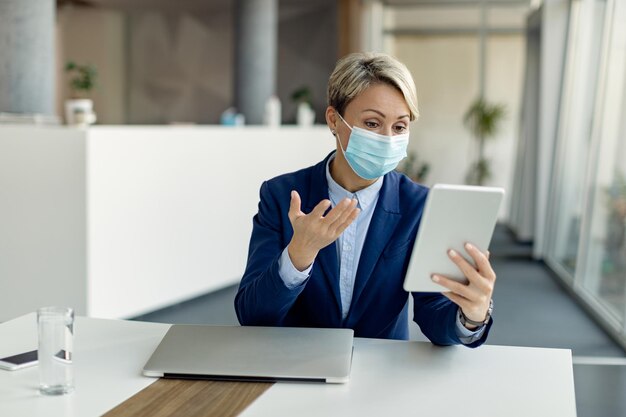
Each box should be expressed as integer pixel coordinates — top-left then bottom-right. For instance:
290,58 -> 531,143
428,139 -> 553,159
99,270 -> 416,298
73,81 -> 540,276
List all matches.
325,152 -> 383,211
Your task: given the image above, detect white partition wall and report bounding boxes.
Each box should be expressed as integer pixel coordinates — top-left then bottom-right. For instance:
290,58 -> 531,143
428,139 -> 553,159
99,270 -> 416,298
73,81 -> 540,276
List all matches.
0,127 -> 87,322
87,126 -> 333,318
0,125 -> 333,321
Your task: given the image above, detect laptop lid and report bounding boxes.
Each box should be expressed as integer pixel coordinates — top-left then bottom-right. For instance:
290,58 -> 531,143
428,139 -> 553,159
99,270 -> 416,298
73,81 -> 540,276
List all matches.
143,325 -> 354,384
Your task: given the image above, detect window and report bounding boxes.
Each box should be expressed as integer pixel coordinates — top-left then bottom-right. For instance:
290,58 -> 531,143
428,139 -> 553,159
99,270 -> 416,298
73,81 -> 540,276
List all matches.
579,0 -> 626,326
546,0 -> 626,342
546,0 -> 607,279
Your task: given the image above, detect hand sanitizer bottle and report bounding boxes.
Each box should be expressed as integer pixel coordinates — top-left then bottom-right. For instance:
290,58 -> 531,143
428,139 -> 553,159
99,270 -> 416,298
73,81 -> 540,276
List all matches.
264,95 -> 281,127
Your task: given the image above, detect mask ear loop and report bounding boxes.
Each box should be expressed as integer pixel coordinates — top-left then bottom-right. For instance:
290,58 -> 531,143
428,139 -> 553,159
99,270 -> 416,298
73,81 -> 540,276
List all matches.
332,110 -> 352,150
332,110 -> 369,180
333,110 -> 352,155
335,112 -> 353,132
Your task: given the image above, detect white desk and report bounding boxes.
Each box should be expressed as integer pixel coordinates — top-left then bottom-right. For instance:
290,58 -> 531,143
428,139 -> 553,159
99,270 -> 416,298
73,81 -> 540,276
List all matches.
0,314 -> 577,417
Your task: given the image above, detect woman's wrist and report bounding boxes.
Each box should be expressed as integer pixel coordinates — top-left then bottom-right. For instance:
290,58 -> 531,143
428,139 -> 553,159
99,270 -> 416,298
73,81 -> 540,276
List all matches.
460,299 -> 494,330
287,240 -> 318,272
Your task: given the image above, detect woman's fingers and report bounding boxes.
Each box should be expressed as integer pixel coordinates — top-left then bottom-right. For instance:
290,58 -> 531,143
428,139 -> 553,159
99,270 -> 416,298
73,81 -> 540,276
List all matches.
432,274 -> 475,300
310,198 -> 332,218
290,195 -> 360,253
327,199 -> 358,230
438,244 -> 496,324
333,207 -> 361,236
447,249 -> 487,289
288,190 -> 302,222
465,243 -> 496,281
323,198 -> 354,225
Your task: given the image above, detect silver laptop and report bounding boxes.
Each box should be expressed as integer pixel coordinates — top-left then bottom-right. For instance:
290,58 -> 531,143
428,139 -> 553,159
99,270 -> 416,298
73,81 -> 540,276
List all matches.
142,324 -> 354,383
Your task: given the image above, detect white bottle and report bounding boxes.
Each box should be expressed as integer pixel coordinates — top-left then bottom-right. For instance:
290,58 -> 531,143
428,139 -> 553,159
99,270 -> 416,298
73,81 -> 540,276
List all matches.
297,102 -> 315,127
264,95 -> 281,127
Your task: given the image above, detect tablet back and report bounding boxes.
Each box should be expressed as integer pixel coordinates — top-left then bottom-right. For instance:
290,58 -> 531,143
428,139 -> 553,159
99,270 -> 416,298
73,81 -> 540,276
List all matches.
403,184 -> 504,292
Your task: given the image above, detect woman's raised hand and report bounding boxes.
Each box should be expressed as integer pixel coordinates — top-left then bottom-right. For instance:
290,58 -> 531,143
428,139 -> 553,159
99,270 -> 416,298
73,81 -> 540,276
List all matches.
287,190 -> 360,271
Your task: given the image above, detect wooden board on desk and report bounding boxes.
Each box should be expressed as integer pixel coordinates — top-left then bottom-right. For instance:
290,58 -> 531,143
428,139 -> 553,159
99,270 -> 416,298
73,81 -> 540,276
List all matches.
103,379 -> 273,417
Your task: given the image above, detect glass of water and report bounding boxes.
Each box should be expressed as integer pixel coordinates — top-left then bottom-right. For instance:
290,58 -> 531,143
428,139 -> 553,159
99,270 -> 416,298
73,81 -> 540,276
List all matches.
37,307 -> 74,395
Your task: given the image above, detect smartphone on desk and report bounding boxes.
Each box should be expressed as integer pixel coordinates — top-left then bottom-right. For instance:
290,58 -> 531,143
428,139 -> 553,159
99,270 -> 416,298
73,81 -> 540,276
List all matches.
0,350 -> 38,371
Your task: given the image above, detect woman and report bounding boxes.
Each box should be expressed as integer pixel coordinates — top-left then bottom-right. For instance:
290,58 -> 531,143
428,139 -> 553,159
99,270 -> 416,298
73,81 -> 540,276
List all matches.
235,52 -> 495,347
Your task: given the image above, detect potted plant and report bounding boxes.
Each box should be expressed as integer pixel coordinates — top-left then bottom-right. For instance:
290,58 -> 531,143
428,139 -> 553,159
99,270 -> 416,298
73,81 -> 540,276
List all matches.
463,98 -> 506,185
64,61 -> 97,126
291,86 -> 315,126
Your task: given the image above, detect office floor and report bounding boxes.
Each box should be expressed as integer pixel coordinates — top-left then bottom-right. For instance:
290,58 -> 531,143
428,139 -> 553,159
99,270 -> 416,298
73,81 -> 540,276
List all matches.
133,225 -> 626,417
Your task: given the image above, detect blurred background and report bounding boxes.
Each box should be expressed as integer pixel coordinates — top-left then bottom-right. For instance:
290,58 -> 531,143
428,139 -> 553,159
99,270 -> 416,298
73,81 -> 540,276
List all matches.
1,0 -> 625,415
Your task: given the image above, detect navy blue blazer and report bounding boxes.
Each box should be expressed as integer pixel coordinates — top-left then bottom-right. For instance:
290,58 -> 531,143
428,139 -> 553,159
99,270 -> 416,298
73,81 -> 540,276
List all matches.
235,152 -> 491,347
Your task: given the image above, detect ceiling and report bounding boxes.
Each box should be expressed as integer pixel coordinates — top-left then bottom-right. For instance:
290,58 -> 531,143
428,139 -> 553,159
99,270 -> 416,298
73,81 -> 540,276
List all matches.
62,0 -> 329,13
384,0 -> 531,6
62,0 -> 532,11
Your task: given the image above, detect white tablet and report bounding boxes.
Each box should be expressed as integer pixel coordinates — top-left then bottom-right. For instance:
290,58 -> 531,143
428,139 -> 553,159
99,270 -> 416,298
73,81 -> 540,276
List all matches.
403,184 -> 504,293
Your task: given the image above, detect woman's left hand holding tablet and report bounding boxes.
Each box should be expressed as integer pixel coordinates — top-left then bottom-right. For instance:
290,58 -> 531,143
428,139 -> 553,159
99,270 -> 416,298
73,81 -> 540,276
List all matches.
431,243 -> 496,329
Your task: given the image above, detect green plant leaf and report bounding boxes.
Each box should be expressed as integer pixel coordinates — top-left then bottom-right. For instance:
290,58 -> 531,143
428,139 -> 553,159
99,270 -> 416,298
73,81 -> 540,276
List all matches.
291,86 -> 313,104
65,61 -> 97,94
463,98 -> 506,139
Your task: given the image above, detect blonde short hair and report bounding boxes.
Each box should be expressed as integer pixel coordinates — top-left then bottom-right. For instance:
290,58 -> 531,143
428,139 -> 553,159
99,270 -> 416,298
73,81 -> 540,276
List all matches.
327,52 -> 419,121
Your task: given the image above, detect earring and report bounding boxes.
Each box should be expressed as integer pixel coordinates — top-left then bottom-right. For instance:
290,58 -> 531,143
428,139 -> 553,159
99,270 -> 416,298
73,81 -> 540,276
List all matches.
331,129 -> 336,136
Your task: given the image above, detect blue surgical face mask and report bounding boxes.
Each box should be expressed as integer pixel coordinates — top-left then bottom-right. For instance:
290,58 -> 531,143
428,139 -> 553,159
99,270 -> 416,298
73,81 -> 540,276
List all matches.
335,112 -> 409,180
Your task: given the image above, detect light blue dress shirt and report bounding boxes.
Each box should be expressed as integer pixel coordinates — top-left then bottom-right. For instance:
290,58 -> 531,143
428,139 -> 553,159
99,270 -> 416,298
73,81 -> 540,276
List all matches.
277,153 -> 485,344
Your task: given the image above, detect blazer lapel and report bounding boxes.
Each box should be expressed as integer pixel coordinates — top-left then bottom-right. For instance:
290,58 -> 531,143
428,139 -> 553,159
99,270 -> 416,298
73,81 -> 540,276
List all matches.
304,153 -> 342,315
347,172 -> 402,320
